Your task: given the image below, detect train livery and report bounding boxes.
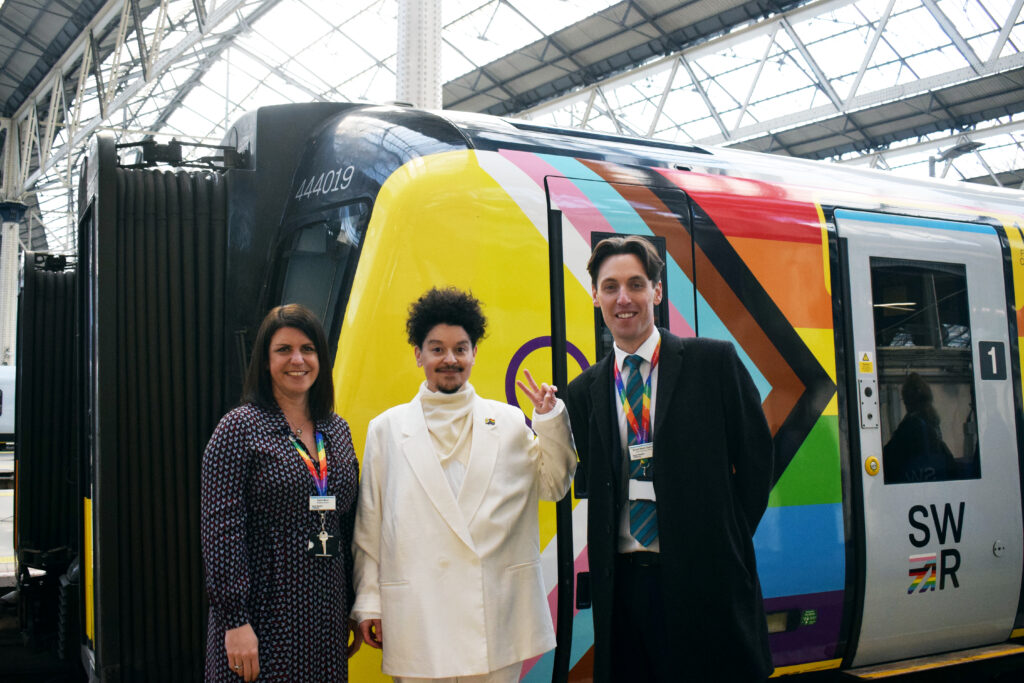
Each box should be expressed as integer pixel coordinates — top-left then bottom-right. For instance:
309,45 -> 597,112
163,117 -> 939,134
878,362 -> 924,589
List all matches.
19,102 -> 1024,681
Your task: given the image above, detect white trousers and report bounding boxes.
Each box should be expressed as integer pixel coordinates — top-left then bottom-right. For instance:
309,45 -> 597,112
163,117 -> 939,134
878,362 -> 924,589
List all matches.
392,660 -> 522,683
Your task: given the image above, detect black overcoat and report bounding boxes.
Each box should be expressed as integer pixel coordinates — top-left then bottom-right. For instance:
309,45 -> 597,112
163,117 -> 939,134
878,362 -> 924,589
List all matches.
566,330 -> 774,681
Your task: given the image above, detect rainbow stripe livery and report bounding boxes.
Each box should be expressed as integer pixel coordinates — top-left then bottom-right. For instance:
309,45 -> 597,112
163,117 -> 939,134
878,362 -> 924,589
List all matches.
908,554 -> 938,594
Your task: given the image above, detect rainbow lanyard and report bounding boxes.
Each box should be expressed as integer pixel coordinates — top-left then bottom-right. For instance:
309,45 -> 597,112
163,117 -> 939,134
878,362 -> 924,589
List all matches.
613,339 -> 661,444
289,431 -> 328,496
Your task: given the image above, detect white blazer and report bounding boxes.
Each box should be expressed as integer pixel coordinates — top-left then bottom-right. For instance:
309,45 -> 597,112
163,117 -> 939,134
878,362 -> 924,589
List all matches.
351,392 -> 576,678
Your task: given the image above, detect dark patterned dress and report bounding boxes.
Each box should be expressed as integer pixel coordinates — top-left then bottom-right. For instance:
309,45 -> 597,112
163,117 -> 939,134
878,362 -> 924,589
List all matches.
201,402 -> 359,682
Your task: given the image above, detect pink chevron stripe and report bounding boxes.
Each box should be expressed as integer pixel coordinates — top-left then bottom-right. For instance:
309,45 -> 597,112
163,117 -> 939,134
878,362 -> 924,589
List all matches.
498,149 -> 616,247
497,149 -> 695,338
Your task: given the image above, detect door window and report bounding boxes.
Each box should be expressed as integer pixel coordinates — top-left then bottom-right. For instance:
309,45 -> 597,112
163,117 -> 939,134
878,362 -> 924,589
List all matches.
870,258 -> 980,484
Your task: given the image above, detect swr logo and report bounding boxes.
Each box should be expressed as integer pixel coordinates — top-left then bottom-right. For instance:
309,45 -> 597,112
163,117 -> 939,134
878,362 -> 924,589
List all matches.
906,502 -> 963,593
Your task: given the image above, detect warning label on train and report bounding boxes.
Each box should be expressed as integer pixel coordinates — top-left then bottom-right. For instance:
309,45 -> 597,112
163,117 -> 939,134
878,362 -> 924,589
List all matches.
859,352 -> 873,374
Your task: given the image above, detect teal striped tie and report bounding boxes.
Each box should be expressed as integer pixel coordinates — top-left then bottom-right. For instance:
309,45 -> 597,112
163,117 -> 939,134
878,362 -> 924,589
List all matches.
625,354 -> 657,546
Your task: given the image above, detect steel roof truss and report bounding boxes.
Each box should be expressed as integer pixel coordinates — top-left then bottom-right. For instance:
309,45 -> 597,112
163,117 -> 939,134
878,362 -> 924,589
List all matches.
582,89 -> 597,127
921,0 -> 983,73
231,43 -> 328,102
846,0 -> 895,106
40,78 -> 65,165
18,0 -> 253,192
192,0 -> 207,30
731,27 -> 777,132
89,30 -> 107,119
597,86 -> 625,135
972,146 -> 1002,186
131,0 -> 151,78
987,0 -> 1024,64
647,56 -> 680,137
680,54 -> 730,141
780,16 -> 842,110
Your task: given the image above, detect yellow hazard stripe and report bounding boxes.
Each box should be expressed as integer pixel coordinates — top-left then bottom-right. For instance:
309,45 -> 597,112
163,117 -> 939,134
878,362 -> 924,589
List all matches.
853,644 -> 1024,679
770,658 -> 843,676
85,497 -> 94,641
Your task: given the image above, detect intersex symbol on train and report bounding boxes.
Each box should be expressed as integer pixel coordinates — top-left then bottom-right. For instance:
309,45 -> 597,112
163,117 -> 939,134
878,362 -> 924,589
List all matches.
505,336 -> 589,425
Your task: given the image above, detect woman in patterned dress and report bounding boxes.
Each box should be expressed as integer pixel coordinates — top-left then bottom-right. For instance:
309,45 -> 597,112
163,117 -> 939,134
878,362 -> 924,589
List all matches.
201,304 -> 360,682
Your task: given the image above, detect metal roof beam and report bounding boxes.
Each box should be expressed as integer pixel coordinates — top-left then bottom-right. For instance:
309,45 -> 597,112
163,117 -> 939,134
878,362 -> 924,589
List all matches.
837,118 -> 1024,165
730,27 -> 776,132
987,0 -> 1024,65
448,0 -> 834,115
845,0 -> 895,106
696,50 -> 1024,147
647,56 -> 680,137
596,87 -> 625,135
143,0 -> 284,136
680,55 -> 730,140
521,0 -> 859,120
16,0 -> 260,193
921,0 -> 983,73
230,42 -> 328,102
779,16 -> 842,110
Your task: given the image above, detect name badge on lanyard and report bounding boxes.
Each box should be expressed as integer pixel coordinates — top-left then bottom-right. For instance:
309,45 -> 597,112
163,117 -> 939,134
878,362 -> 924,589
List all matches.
309,495 -> 336,511
629,443 -> 653,461
291,431 -> 339,558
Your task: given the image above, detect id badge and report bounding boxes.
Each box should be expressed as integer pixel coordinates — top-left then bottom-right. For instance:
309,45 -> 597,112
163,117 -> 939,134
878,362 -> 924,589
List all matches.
629,479 -> 656,501
309,495 -> 336,511
629,443 -> 653,461
307,530 -> 340,558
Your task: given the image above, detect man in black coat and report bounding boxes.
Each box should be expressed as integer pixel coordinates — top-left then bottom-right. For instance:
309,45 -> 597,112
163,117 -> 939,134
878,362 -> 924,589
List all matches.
566,235 -> 774,682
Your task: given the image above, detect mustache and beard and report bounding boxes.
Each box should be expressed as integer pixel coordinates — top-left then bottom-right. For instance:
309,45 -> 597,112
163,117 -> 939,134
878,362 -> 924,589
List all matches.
436,364 -> 465,394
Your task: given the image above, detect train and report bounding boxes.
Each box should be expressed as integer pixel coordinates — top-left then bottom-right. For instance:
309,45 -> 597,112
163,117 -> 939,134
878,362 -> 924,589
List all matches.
13,101 -> 1024,681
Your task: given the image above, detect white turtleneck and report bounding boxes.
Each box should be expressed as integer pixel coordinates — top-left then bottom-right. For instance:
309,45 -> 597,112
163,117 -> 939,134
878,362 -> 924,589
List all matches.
418,381 -> 475,496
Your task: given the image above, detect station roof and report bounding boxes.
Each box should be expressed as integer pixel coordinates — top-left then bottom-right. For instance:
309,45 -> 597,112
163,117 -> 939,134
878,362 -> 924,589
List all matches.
1,0 -> 1021,252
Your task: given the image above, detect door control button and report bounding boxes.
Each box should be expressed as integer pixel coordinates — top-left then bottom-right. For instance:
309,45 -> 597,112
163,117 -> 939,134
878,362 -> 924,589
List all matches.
864,456 -> 880,476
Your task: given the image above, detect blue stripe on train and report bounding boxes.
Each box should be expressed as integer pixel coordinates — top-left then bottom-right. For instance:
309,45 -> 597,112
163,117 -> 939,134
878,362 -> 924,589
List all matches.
521,606 -> 595,681
755,503 -> 845,598
524,503 -> 843,679
835,209 -> 996,235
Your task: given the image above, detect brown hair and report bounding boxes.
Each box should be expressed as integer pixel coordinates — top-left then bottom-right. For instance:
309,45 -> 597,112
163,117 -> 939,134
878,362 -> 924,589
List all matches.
587,235 -> 665,285
241,304 -> 335,420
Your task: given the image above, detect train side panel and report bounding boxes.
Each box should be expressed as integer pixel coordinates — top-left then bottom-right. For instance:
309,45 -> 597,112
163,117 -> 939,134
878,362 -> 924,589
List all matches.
330,145 -> 849,677
331,148 -> 596,681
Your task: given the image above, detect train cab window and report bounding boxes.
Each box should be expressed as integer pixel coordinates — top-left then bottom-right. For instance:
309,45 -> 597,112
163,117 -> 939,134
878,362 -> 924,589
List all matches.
870,258 -> 980,484
278,201 -> 369,339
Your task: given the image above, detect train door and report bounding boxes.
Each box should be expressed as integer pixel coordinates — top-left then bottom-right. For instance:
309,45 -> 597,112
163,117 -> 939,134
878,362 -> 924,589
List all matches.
839,209 -> 1024,666
543,175 -> 694,681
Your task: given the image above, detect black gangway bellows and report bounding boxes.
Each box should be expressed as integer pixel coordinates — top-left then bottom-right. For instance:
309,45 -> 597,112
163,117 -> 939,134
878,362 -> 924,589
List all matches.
80,133 -> 227,681
15,254 -> 77,571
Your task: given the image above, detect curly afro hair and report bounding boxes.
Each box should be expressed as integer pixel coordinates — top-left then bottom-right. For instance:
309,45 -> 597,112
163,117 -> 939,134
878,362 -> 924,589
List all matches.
406,287 -> 487,348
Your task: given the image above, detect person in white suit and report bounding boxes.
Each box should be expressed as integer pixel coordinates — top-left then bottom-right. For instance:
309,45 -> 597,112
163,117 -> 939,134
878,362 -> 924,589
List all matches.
351,287 -> 576,683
